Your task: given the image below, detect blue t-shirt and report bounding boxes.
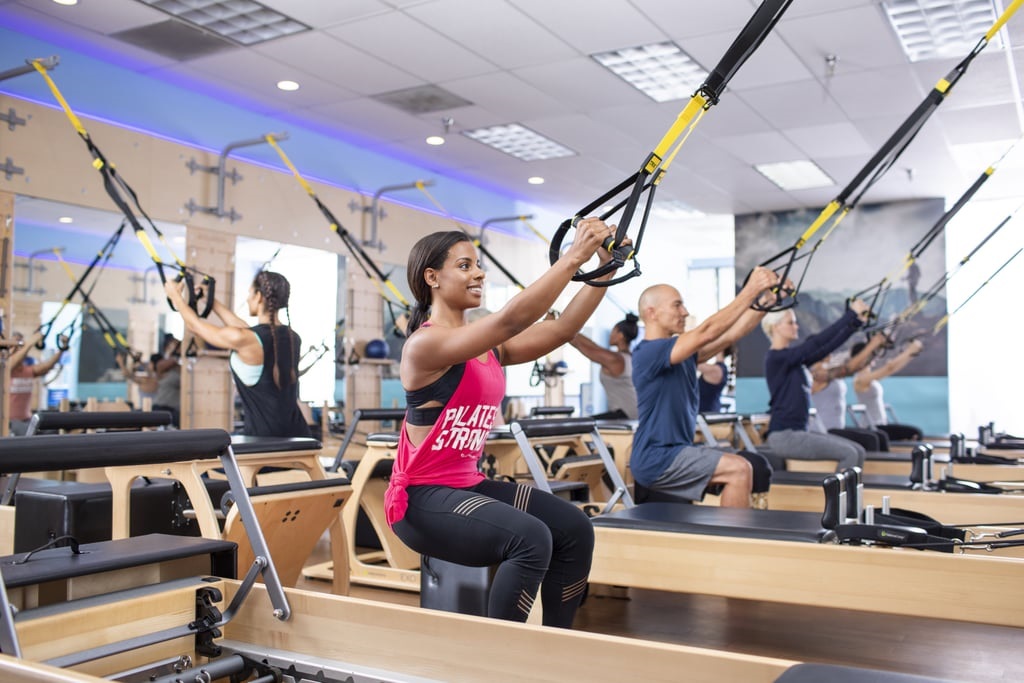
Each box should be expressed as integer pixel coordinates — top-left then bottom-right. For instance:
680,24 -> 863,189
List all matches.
765,309 -> 862,434
631,337 -> 699,486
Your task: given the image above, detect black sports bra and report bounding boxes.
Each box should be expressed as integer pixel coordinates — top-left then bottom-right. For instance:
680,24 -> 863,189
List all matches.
404,347 -> 500,426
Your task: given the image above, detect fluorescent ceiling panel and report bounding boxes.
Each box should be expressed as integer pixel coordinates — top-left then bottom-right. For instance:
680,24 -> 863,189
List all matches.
462,123 -> 576,162
591,41 -> 706,103
881,0 -> 1001,62
754,160 -> 835,191
136,0 -> 309,46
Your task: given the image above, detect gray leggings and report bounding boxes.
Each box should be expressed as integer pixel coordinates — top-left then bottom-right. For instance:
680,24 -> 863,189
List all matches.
767,429 -> 865,471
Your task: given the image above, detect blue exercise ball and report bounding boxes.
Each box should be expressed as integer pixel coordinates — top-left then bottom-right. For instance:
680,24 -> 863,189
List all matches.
365,338 -> 390,359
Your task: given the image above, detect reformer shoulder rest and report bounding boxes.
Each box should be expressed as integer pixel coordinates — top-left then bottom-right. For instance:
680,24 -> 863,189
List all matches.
0,429 -> 231,474
30,410 -> 174,432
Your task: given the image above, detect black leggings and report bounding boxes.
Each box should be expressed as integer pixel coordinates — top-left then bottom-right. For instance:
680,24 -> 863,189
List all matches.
393,479 -> 594,627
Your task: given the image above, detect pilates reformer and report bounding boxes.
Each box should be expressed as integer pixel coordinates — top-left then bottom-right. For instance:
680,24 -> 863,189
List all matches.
0,421 -> 850,683
504,418 -> 1024,627
327,407 -> 407,473
104,431 -> 352,594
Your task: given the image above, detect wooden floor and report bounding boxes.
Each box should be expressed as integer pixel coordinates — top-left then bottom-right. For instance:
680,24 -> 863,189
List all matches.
297,537 -> 1023,683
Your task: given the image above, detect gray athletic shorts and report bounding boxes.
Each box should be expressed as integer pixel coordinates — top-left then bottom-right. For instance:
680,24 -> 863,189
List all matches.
650,444 -> 726,501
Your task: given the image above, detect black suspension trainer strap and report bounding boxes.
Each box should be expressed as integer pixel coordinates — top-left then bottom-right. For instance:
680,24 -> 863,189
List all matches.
752,0 -> 1023,310
31,59 -> 215,318
548,0 -> 794,287
264,135 -> 412,336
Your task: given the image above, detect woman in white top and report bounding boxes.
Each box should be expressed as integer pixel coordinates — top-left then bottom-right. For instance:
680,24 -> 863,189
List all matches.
851,338 -> 924,441
569,313 -> 639,420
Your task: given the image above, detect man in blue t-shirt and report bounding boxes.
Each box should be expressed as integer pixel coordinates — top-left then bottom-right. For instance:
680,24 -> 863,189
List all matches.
631,268 -> 777,508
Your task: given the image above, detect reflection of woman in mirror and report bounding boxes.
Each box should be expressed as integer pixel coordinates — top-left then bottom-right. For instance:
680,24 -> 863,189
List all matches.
568,312 -> 639,419
166,270 -> 310,437
8,331 -> 64,436
385,221 -> 621,627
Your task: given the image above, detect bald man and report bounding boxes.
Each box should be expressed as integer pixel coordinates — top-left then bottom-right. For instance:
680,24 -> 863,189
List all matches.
630,268 -> 777,508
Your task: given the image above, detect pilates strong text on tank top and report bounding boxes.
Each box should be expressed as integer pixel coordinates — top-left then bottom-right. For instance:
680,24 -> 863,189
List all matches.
385,349 -> 506,525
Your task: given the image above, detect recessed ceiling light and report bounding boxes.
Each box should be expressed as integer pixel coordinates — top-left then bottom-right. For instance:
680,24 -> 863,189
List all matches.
527,176 -> 545,185
58,216 -> 73,223
754,160 -> 835,191
52,0 -> 78,6
881,0 -> 1001,62
276,80 -> 300,91
592,42 -> 706,103
425,135 -> 446,146
136,0 -> 310,46
462,123 -> 574,161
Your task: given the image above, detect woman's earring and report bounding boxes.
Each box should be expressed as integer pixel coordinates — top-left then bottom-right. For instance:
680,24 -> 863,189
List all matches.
432,283 -> 440,289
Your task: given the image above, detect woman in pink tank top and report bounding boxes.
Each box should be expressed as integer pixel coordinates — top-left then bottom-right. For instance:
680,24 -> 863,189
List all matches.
386,221 -> 622,627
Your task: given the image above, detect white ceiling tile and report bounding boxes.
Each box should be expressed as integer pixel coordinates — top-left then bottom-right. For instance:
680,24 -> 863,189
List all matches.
307,97 -> 438,144
775,4 -> 907,76
825,65 -> 925,120
13,0 -> 164,34
939,103 -> 1023,146
784,122 -> 872,159
714,130 -> 803,165
258,0 -> 392,28
513,57 -> 652,112
324,11 -> 498,82
254,31 -> 422,95
509,0 -> 666,54
737,79 -> 849,129
406,0 -> 578,69
441,71 -> 573,123
630,0 -> 761,40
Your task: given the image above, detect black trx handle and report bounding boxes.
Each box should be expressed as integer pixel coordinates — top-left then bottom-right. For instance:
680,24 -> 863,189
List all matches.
550,0 -> 794,286
748,0 -> 1022,312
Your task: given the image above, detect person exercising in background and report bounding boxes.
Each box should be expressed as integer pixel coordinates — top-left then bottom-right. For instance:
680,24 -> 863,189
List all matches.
8,331 -> 63,436
568,312 -> 640,420
852,337 -> 924,441
166,270 -> 310,437
630,271 -> 779,509
697,346 -> 733,414
762,301 -> 871,471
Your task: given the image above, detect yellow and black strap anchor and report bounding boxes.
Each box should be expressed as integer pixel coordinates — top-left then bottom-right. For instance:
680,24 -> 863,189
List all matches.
264,134 -> 412,336
549,0 -> 793,287
752,0 -> 1023,311
30,58 -> 215,319
933,246 -> 1022,335
855,136 -> 1022,326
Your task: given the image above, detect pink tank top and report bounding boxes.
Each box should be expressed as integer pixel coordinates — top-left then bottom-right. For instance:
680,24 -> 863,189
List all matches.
385,349 -> 506,526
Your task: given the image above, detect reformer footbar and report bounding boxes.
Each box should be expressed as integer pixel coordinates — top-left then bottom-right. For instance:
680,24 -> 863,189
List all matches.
29,58 -> 216,319
264,135 -> 412,337
751,0 -> 1023,311
854,137 -> 1023,329
548,0 -> 794,287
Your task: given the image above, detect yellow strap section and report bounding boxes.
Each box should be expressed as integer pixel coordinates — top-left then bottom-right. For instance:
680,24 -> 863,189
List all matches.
521,218 -> 549,245
32,60 -> 88,139
795,201 -> 842,249
416,182 -> 469,232
932,314 -> 950,335
384,279 -> 410,307
133,230 -> 163,264
655,107 -> 710,182
651,93 -> 709,166
265,135 -> 317,198
53,248 -> 76,282
986,0 -> 1023,41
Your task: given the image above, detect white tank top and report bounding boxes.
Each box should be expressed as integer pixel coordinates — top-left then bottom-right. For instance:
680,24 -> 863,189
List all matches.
600,352 -> 638,419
